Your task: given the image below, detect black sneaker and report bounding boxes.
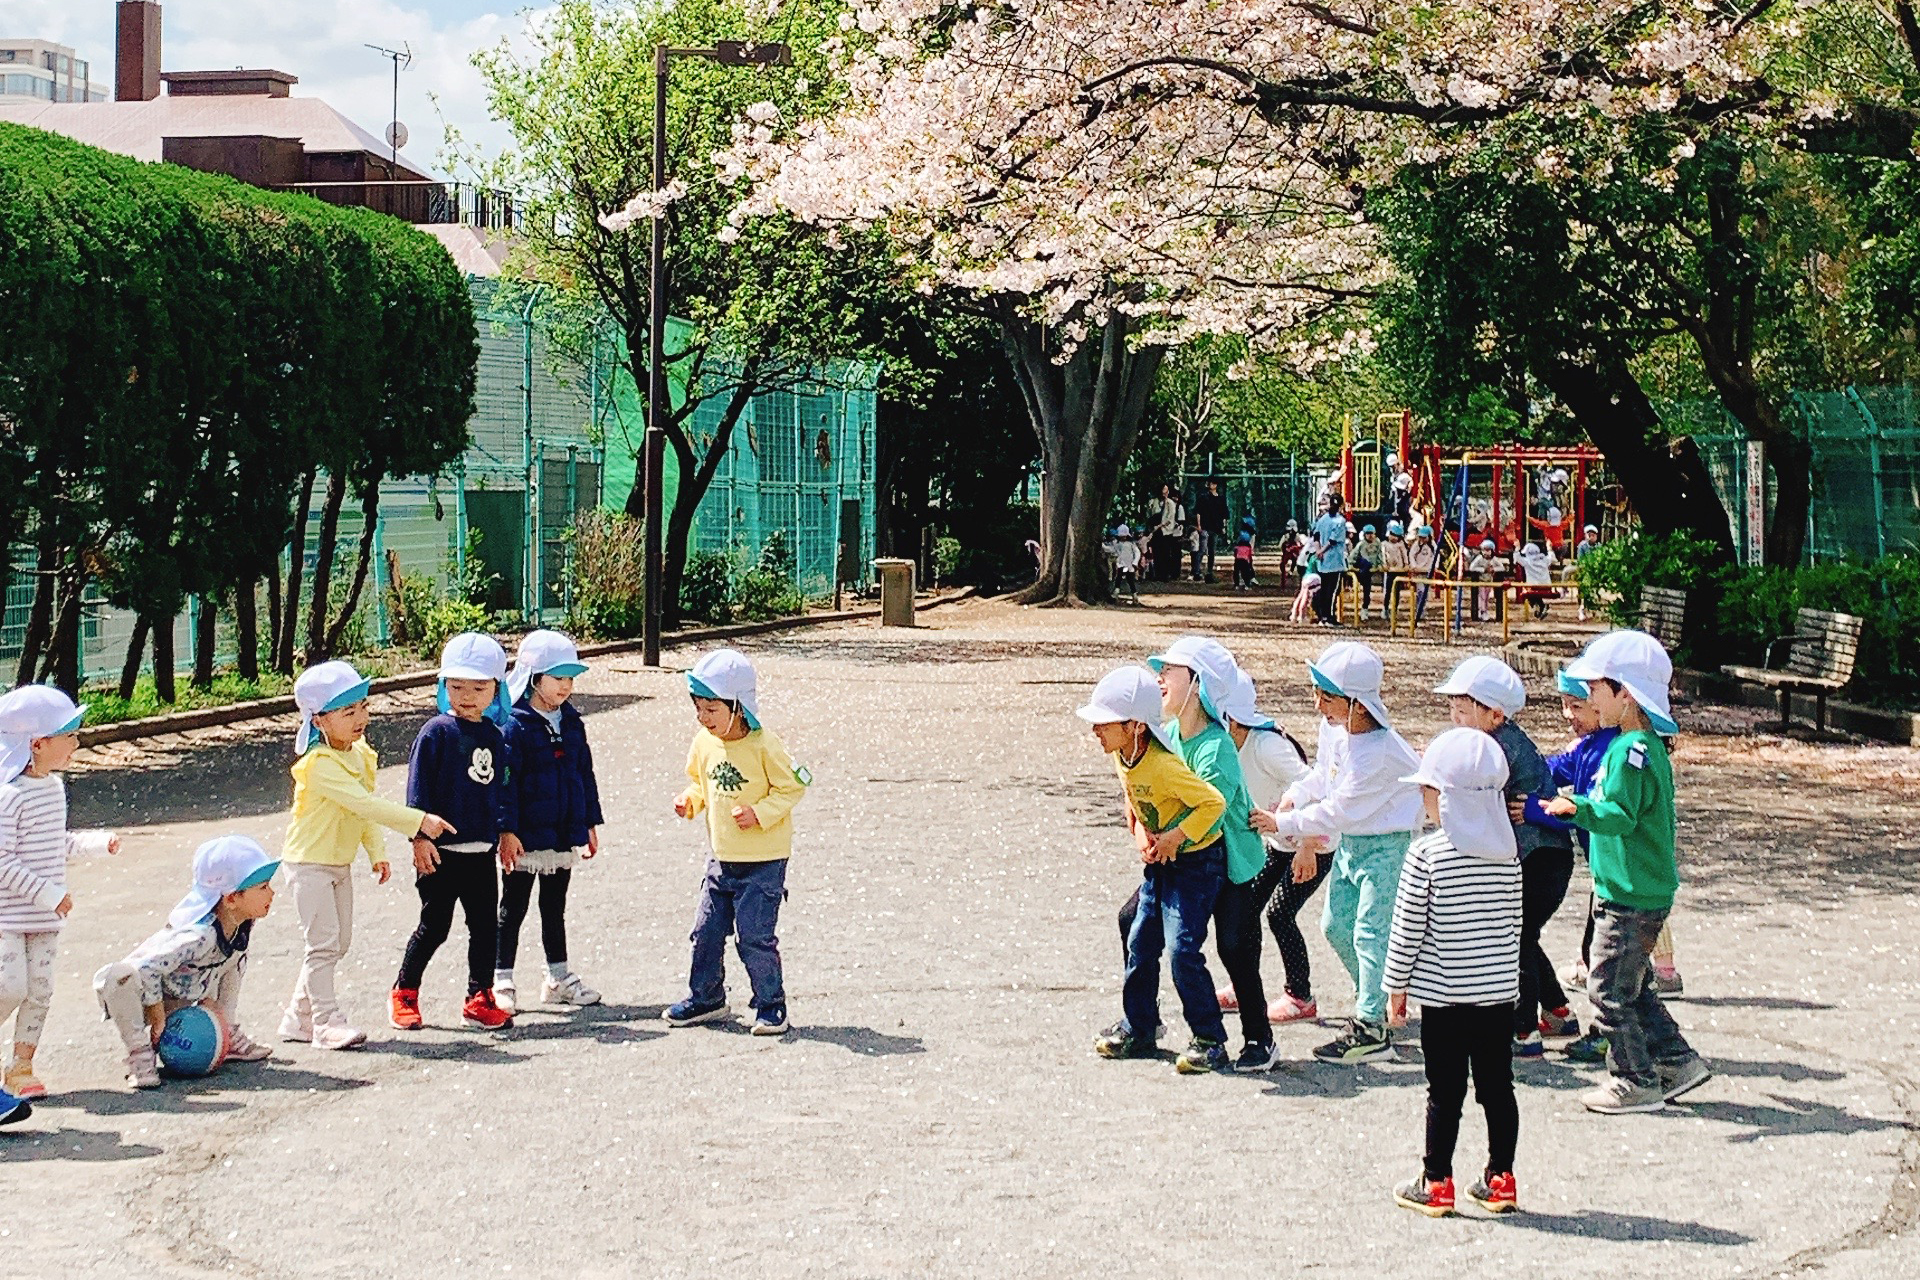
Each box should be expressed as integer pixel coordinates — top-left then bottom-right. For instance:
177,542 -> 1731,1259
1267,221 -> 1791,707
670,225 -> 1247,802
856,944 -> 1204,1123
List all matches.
1174,1037 -> 1231,1074
1094,1023 -> 1156,1059
1312,1019 -> 1396,1064
1234,1039 -> 1282,1072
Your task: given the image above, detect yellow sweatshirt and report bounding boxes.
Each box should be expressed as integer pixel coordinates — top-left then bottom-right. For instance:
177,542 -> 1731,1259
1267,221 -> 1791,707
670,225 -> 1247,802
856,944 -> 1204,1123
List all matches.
1114,741 -> 1226,854
281,740 -> 425,867
677,727 -> 808,862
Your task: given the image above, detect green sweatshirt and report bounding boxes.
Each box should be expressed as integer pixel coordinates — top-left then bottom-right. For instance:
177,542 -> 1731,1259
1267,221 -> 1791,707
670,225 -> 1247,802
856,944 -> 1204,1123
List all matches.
1568,729 -> 1678,911
1166,717 -> 1266,885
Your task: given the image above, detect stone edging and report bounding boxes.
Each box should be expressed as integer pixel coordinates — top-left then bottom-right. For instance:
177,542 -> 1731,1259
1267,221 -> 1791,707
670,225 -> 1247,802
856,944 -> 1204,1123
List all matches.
76,587 -> 978,750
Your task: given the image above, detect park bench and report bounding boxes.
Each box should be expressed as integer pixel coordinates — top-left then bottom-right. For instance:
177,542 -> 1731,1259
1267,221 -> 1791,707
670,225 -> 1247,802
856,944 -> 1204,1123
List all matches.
1636,586 -> 1689,653
1719,607 -> 1865,732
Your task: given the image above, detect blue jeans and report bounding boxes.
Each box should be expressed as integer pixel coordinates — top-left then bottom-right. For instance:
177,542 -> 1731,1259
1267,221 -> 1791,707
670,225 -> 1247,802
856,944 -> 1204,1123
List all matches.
688,858 -> 788,1011
1321,831 -> 1413,1026
1122,844 -> 1228,1044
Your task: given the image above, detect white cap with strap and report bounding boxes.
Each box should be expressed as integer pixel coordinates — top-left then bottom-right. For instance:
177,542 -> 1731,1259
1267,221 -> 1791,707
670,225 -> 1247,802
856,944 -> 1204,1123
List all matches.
0,685 -> 85,786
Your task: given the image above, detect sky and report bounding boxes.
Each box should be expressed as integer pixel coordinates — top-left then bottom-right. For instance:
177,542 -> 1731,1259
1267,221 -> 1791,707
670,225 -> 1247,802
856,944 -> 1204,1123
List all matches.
2,0 -> 540,177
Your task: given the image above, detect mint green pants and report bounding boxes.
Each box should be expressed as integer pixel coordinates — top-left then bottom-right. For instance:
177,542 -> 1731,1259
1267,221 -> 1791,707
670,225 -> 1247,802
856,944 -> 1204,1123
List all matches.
1320,830 -> 1414,1026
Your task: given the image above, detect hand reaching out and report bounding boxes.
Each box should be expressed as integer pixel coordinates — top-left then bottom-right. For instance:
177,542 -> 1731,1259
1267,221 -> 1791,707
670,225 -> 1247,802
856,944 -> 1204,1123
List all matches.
1543,796 -> 1576,819
1249,808 -> 1279,834
418,814 -> 456,840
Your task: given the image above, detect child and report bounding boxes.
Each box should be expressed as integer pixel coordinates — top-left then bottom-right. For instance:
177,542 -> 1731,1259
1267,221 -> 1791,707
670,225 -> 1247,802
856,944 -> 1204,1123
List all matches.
1380,522 -> 1409,618
1259,642 -> 1422,1062
1080,666 -> 1230,1073
1544,630 -> 1709,1113
1112,524 -> 1142,599
669,648 -> 809,1035
1466,539 -> 1497,622
1385,729 -> 1523,1217
1407,527 -> 1437,623
1290,571 -> 1321,624
1218,668 -> 1329,1026
94,835 -> 279,1089
1352,525 -> 1380,619
1514,542 -> 1557,619
1232,532 -> 1255,591
392,634 -> 520,1032
1433,656 -> 1577,1058
280,662 -> 450,1049
494,630 -> 605,1013
0,686 -> 117,1101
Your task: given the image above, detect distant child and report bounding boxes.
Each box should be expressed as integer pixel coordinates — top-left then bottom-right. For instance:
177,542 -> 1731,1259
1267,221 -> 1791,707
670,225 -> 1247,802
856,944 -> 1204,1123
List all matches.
1433,656 -> 1577,1058
280,661 -> 450,1049
1291,571 -> 1320,624
392,633 -> 521,1032
1381,522 -> 1409,618
1466,539 -> 1497,621
1544,630 -> 1709,1113
94,836 -> 279,1089
1385,729 -> 1523,1218
1353,525 -> 1381,619
1259,642 -> 1422,1062
0,686 -> 117,1104
1407,527 -> 1437,623
1233,532 -> 1255,591
1112,524 -> 1142,599
669,649 -> 809,1035
1081,666 -> 1229,1073
493,630 -> 605,1014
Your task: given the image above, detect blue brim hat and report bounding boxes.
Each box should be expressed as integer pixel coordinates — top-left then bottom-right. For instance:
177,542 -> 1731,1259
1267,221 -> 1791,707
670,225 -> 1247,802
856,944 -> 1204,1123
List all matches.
688,675 -> 761,731
1555,670 -> 1590,698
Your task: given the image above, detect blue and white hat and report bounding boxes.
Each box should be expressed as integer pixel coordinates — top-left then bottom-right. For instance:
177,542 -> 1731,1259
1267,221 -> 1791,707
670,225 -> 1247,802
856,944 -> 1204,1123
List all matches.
1555,669 -> 1590,698
1565,629 -> 1677,735
0,685 -> 85,785
688,648 -> 760,731
437,633 -> 513,725
293,661 -> 370,754
1076,667 -> 1179,755
508,629 -> 589,705
1307,640 -> 1394,729
1434,655 -> 1527,717
169,835 -> 280,929
1220,666 -> 1275,731
1146,636 -> 1238,724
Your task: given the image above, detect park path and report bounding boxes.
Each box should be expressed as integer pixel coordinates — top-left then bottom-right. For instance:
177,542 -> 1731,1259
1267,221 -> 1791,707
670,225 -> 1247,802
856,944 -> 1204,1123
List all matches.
2,588 -> 1917,1279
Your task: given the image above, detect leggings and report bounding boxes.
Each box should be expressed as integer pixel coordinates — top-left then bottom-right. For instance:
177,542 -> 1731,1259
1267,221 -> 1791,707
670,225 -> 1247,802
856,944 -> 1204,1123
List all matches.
0,931 -> 57,1051
1258,849 -> 1334,1001
1311,573 -> 1340,622
1421,1002 -> 1519,1182
396,849 -> 498,997
497,868 -> 571,969
1516,847 -> 1574,1035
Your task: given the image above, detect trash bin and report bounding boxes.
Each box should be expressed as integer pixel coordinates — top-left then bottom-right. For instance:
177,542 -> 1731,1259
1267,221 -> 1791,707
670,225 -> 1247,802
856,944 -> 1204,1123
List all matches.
874,557 -> 916,627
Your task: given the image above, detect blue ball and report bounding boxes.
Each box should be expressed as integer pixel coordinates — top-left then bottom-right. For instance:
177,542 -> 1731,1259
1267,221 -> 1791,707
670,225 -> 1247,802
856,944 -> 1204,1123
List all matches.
156,1005 -> 229,1077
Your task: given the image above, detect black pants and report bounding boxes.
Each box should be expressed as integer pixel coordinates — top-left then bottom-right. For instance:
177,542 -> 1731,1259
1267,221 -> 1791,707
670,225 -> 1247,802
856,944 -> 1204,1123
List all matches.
1311,572 -> 1340,622
497,868 -> 571,969
1256,848 -> 1334,1000
1422,1002 -> 1519,1182
397,849 -> 498,996
1212,877 -> 1271,1045
1580,885 -> 1596,965
1355,565 -> 1374,609
1515,847 -> 1574,1036
1233,558 -> 1253,588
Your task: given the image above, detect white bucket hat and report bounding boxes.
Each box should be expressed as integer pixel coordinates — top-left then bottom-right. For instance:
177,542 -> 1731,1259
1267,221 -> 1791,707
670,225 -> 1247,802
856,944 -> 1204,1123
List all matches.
1219,666 -> 1275,731
292,661 -> 369,754
1565,629 -> 1677,735
1434,655 -> 1527,717
437,633 -> 513,724
1307,641 -> 1394,728
1401,727 -> 1516,862
0,685 -> 85,785
1076,666 -> 1179,755
508,629 -> 589,705
169,835 -> 280,929
1147,636 -> 1238,724
688,648 -> 761,731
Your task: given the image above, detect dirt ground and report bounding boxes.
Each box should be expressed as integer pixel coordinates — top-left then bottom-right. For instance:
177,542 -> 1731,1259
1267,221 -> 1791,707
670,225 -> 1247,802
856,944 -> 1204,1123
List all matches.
2,584 -> 1916,1279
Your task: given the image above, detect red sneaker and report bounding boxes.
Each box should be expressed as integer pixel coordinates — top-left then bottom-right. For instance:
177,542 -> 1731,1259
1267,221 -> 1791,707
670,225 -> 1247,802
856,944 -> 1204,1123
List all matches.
1266,994 -> 1317,1024
1394,1174 -> 1456,1217
389,988 -> 423,1031
461,989 -> 513,1030
1216,985 -> 1239,1013
1467,1171 -> 1519,1213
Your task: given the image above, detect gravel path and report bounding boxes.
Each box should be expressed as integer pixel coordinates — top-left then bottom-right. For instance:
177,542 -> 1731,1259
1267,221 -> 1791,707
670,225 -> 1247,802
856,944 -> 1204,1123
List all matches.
3,587 -> 1917,1279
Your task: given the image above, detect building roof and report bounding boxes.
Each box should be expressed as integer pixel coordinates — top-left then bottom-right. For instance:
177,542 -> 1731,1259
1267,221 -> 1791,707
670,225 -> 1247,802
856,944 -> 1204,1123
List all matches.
416,224 -> 516,278
0,94 -> 434,177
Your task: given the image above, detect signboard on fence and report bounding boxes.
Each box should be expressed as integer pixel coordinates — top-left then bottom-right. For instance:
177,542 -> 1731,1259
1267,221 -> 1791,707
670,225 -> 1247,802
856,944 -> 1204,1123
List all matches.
1745,440 -> 1765,565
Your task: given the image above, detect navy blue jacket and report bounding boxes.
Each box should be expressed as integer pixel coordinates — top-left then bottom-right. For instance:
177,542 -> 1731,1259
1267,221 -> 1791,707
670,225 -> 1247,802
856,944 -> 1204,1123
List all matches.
503,698 -> 604,852
407,714 -> 517,848
1521,725 -> 1622,853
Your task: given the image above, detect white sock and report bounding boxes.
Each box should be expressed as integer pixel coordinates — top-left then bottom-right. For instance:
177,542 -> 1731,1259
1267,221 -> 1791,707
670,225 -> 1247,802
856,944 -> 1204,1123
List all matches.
547,963 -> 570,983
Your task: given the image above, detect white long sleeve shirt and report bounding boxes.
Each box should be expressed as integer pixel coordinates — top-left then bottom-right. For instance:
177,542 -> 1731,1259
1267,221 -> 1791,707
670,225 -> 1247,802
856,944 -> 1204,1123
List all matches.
1383,829 -> 1522,1005
1237,727 -> 1312,854
1270,725 -> 1423,840
0,774 -> 115,932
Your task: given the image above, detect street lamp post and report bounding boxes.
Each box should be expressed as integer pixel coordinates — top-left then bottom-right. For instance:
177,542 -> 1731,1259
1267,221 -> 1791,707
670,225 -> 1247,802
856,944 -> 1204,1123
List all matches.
643,39 -> 792,667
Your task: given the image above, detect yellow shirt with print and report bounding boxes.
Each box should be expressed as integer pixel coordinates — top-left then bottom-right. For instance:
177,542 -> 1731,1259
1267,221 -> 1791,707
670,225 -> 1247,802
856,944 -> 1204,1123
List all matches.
677,727 -> 808,862
281,741 -> 425,867
1113,741 -> 1226,853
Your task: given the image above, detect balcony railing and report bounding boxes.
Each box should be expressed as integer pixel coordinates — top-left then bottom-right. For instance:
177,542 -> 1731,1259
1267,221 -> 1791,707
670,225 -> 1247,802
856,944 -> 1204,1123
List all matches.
276,180 -> 527,231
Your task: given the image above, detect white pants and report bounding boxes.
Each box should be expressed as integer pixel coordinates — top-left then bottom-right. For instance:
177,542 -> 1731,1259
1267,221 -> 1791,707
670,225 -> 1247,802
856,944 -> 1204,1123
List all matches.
285,863 -> 354,1020
0,930 -> 57,1053
94,960 -> 243,1052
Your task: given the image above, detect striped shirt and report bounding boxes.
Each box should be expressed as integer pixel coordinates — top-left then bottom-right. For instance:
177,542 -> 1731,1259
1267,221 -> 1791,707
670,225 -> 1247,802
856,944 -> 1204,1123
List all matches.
0,774 -> 114,932
1382,828 -> 1521,1007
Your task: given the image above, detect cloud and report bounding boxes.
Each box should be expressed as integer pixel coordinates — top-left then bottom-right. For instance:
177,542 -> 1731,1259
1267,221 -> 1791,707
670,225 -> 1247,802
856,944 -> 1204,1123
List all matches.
12,0 -> 541,177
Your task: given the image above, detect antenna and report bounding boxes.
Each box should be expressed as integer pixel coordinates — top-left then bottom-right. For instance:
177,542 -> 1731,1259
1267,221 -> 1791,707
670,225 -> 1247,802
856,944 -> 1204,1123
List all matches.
364,42 -> 413,169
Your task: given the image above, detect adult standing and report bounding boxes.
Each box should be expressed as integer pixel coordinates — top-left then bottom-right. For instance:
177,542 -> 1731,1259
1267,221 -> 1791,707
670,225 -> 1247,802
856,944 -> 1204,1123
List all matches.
1196,480 -> 1230,584
1309,496 -> 1350,624
1154,484 -> 1185,582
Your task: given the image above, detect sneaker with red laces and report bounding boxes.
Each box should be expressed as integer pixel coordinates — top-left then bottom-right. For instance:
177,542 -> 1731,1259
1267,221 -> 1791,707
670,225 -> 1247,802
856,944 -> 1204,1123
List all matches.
1393,1173 -> 1456,1217
1538,1006 -> 1581,1039
1467,1172 -> 1519,1213
1266,994 -> 1317,1024
389,988 -> 423,1031
1216,986 -> 1240,1013
461,989 -> 513,1030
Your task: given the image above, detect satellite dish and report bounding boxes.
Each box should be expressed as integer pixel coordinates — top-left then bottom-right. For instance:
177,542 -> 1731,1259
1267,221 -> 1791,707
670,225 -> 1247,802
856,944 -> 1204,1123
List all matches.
385,120 -> 408,150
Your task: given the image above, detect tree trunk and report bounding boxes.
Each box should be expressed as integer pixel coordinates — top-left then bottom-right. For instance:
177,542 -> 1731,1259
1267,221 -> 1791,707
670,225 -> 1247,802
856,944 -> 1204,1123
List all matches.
304,471 -> 347,663
323,479 -> 381,659
151,611 -> 176,704
1699,364 -> 1810,567
41,564 -> 85,699
119,614 -> 152,700
998,303 -> 1165,605
234,578 -> 259,683
265,557 -> 282,671
660,374 -> 758,628
192,596 -> 217,690
12,537 -> 54,688
277,468 -> 316,675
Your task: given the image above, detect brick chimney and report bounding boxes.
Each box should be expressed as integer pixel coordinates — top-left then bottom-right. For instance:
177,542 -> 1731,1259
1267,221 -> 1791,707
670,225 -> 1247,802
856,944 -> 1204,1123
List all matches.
116,1 -> 161,103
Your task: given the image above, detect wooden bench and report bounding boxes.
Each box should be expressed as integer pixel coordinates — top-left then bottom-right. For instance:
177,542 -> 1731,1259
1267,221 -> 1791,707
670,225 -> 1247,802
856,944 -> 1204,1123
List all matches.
1720,607 -> 1865,732
1636,586 -> 1689,652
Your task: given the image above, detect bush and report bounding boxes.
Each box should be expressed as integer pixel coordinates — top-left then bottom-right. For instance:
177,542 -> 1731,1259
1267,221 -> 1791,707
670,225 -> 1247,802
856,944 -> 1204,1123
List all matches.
678,535 -> 807,625
418,599 -> 491,658
563,509 -> 646,639
681,549 -> 735,625
1575,531 -> 1725,626
757,528 -> 795,580
732,567 -> 803,621
933,536 -> 962,585
449,528 -> 501,608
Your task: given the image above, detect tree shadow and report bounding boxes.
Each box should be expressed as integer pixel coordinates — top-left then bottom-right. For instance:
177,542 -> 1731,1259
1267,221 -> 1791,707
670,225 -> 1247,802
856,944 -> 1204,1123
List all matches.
785,1024 -> 927,1056
1677,1094 -> 1916,1144
353,1037 -> 526,1066
1682,996 -> 1837,1012
37,1062 -> 372,1115
1258,1059 -> 1426,1099
504,1003 -> 669,1047
0,1125 -> 164,1163
1492,1209 -> 1753,1245
1705,1056 -> 1846,1084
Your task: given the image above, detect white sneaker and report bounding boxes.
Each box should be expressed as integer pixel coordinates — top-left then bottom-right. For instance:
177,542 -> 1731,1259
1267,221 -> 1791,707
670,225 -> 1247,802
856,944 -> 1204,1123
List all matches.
493,979 -> 518,1016
278,1008 -> 313,1043
126,1046 -> 162,1089
542,973 -> 602,1007
311,1014 -> 368,1051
